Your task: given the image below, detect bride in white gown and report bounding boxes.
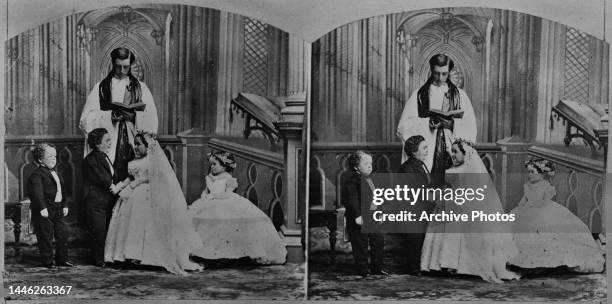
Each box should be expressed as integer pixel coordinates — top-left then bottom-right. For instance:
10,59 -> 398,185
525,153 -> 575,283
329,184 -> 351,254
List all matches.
105,133 -> 204,274
420,139 -> 520,283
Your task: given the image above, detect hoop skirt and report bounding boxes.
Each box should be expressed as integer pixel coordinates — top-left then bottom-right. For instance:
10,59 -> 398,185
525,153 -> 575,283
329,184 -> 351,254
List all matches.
509,181 -> 604,273
105,156 -> 203,273
420,148 -> 520,283
189,173 -> 287,264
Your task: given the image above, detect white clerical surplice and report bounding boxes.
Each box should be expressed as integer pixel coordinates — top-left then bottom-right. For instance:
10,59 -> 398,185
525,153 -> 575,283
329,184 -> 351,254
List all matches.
396,83 -> 477,170
79,78 -> 158,162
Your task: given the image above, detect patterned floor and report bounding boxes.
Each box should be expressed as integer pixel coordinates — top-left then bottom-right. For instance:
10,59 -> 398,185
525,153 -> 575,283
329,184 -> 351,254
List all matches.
3,245 -> 305,301
308,250 -> 607,301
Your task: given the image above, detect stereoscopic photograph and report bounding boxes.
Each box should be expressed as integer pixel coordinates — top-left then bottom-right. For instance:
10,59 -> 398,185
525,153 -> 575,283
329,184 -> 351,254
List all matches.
2,2 -> 307,301
0,0 -> 609,303
307,5 -> 608,302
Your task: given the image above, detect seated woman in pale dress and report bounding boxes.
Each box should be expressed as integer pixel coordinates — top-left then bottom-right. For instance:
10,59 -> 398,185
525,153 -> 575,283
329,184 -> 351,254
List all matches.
420,139 -> 520,283
189,151 -> 287,264
105,133 -> 205,274
509,158 -> 604,273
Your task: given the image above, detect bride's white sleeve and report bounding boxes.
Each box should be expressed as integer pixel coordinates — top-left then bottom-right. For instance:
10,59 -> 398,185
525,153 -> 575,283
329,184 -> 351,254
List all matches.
129,171 -> 149,188
453,89 -> 477,143
79,82 -> 113,134
136,82 -> 159,135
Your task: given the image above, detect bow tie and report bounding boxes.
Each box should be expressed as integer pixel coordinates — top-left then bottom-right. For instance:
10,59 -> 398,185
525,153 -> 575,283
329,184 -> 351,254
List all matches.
42,166 -> 56,172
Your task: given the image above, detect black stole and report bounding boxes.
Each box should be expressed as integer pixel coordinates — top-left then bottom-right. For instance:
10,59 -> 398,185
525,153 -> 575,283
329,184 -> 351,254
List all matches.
417,85 -> 460,187
98,76 -> 142,182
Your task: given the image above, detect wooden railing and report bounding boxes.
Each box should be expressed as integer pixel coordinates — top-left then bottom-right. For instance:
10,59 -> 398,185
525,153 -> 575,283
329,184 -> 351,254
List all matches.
4,135 -> 298,253
528,145 -> 605,233
4,135 -> 184,226
308,141 -> 504,252
309,141 -> 503,210
309,141 -> 604,233
207,138 -> 286,229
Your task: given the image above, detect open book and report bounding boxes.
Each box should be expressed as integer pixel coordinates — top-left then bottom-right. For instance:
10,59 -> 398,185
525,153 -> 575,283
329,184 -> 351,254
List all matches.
428,108 -> 464,119
110,102 -> 146,111
553,99 -> 607,139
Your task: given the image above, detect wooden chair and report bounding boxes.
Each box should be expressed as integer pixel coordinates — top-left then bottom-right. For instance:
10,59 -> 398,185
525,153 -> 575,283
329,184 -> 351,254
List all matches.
308,168 -> 338,252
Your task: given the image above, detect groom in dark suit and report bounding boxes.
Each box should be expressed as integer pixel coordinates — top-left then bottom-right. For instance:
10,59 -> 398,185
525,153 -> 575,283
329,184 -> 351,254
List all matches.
398,135 -> 434,276
82,128 -> 117,267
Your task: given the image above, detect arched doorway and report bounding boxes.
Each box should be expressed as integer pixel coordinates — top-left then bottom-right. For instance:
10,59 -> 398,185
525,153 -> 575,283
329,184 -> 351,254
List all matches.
398,8 -> 492,142
78,5 -> 167,111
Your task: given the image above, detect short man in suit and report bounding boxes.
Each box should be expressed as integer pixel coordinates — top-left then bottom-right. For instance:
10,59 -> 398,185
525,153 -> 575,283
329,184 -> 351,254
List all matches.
82,128 -> 117,267
398,135 -> 434,276
27,143 -> 74,268
341,151 -> 387,277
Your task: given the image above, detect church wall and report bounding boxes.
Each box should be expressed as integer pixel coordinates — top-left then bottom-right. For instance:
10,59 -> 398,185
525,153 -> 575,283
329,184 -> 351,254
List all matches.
311,14 -> 406,143
5,16 -> 89,136
4,4 -> 290,138
536,19 -> 609,146
310,8 -> 608,146
3,4 -> 295,208
166,5 -> 221,135
308,8 -> 607,242
3,5 -> 305,258
485,10 -> 541,142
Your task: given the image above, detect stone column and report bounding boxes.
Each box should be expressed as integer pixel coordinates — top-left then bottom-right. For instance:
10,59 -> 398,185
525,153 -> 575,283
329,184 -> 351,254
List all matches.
496,136 -> 531,211
275,95 -> 305,262
287,36 -> 310,96
176,128 -> 211,204
273,35 -> 310,263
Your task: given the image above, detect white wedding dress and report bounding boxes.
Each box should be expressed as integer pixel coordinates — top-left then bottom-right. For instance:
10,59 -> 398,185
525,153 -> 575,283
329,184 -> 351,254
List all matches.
420,145 -> 520,283
105,136 -> 204,275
